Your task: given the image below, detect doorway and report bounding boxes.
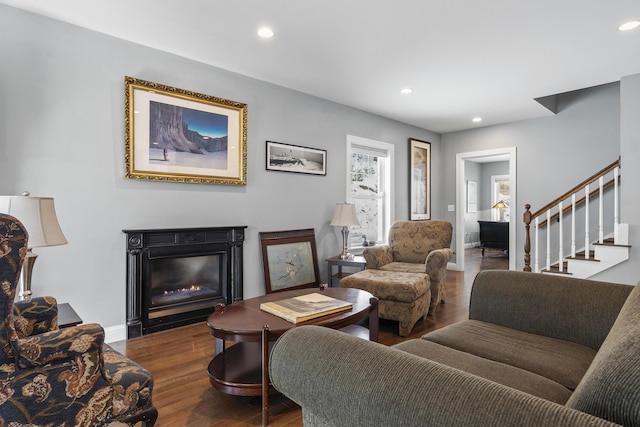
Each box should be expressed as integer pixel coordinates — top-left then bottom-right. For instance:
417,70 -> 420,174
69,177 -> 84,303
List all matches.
454,147 -> 517,272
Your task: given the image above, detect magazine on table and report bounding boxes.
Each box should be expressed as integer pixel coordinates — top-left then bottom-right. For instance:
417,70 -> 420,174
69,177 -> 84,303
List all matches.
260,292 -> 353,323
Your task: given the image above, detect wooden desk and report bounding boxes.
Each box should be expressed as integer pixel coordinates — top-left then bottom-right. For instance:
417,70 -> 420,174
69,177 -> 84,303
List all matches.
58,303 -> 82,328
478,220 -> 509,256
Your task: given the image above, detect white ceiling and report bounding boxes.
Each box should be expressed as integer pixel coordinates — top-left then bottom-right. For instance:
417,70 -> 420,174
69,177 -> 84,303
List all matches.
2,0 -> 640,133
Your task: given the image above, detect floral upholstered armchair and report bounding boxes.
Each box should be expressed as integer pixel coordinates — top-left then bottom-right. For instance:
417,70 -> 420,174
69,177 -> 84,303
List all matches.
363,220 -> 454,314
0,213 -> 157,426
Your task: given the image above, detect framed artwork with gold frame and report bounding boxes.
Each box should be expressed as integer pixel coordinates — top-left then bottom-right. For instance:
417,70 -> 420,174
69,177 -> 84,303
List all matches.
124,76 -> 247,185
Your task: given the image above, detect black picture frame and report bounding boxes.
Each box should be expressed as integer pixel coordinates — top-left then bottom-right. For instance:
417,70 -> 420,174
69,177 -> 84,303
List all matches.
266,141 -> 327,176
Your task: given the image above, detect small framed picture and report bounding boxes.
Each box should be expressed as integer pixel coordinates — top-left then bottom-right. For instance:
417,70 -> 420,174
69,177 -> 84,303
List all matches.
259,228 -> 320,293
266,141 -> 327,175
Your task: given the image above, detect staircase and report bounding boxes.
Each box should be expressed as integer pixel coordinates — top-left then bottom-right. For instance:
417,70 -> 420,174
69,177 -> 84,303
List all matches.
523,158 -> 630,279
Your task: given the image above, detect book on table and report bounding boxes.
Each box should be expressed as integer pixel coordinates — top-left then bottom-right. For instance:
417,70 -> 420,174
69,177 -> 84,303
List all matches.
260,292 -> 353,324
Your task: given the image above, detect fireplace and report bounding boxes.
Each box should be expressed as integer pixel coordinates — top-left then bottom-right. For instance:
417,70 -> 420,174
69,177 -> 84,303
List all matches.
123,226 -> 246,337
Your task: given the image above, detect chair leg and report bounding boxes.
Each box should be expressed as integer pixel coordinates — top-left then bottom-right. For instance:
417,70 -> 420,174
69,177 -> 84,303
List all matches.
118,406 -> 159,427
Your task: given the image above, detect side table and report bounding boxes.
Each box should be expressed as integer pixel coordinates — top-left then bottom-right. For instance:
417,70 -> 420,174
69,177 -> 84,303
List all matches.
326,255 -> 366,287
58,303 -> 83,328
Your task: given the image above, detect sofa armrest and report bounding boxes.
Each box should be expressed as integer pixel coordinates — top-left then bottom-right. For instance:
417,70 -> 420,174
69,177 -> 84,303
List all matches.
17,323 -> 105,369
270,326 -> 617,427
469,270 -> 633,350
363,245 -> 393,269
13,296 -> 59,338
425,248 -> 453,283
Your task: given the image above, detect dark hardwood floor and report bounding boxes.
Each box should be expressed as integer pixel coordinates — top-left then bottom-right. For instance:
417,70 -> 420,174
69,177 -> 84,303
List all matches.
110,248 -> 507,426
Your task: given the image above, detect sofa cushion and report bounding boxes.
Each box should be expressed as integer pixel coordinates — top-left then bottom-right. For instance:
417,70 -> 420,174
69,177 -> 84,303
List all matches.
379,262 -> 426,274
340,269 -> 430,302
468,270 -> 633,351
394,339 -> 572,404
566,283 -> 640,426
422,320 -> 596,390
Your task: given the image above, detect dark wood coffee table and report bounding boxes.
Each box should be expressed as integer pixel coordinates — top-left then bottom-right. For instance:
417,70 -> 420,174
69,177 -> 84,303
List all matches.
207,287 -> 378,426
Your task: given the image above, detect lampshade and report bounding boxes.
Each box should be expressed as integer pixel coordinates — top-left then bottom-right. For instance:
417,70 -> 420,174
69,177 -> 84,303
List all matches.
330,203 -> 360,227
0,193 -> 67,248
492,200 -> 507,209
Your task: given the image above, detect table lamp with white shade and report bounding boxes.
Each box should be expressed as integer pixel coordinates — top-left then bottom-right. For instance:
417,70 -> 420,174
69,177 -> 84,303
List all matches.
0,192 -> 67,299
330,202 -> 360,259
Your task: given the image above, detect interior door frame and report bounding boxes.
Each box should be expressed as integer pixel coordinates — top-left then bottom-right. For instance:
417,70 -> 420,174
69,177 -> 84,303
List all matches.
454,147 -> 517,271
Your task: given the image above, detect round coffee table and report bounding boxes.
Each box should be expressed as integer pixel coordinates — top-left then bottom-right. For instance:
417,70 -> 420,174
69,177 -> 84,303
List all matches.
207,286 -> 378,426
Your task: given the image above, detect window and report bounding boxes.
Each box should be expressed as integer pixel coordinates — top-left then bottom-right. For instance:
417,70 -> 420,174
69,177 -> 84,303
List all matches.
346,135 -> 394,250
491,175 -> 510,221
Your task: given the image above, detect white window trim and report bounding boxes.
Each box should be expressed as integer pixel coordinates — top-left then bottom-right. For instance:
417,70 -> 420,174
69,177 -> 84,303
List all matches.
345,135 -> 395,248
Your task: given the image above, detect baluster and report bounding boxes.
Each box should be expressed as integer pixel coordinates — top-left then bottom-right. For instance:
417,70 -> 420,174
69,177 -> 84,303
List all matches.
535,216 -> 539,273
546,209 -> 551,271
614,166 -> 619,243
523,204 -> 532,272
584,184 -> 590,260
558,201 -> 563,272
598,176 -> 604,243
571,193 -> 576,258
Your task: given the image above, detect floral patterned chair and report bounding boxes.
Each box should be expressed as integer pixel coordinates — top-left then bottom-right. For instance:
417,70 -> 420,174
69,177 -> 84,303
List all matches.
340,220 -> 453,336
0,213 -> 157,426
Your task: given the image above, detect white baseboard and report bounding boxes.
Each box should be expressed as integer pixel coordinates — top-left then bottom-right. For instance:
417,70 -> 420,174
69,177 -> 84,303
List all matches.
104,324 -> 127,344
464,241 -> 480,249
447,261 -> 461,271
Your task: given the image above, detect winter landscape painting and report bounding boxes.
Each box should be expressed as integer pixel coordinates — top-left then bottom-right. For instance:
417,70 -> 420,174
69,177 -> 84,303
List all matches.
124,76 -> 247,185
149,101 -> 228,170
266,141 -> 326,175
410,138 -> 431,220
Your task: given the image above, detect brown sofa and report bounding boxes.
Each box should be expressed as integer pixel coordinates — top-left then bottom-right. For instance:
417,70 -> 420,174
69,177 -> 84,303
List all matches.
270,270 -> 640,426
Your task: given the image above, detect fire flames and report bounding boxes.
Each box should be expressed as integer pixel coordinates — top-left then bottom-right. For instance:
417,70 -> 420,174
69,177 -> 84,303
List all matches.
163,285 -> 202,296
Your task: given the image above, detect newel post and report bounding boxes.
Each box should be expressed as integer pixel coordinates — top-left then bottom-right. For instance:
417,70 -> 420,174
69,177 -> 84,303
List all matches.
523,204 -> 532,272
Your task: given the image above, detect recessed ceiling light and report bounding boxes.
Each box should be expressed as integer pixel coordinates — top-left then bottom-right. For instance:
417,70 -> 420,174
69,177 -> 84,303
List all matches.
257,27 -> 274,38
400,88 -> 413,94
472,117 -> 482,123
618,21 -> 640,31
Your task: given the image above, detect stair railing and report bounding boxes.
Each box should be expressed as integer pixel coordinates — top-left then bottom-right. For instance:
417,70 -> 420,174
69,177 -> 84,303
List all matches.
523,158 -> 621,273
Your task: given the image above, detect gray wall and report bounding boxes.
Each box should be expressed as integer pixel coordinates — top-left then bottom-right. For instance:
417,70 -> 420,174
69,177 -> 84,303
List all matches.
463,162 -> 480,244
0,5 -> 441,336
603,73 -> 640,283
442,83 -> 622,272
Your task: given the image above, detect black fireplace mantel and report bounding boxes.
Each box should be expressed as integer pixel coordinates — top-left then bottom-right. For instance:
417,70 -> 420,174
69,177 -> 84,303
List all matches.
123,225 -> 247,338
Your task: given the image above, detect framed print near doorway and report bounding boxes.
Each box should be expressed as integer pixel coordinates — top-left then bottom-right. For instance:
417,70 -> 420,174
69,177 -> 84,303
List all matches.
410,138 -> 431,220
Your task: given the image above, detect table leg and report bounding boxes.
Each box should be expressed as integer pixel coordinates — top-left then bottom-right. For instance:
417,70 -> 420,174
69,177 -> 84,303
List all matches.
368,297 -> 379,342
214,337 -> 224,356
261,324 -> 270,427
